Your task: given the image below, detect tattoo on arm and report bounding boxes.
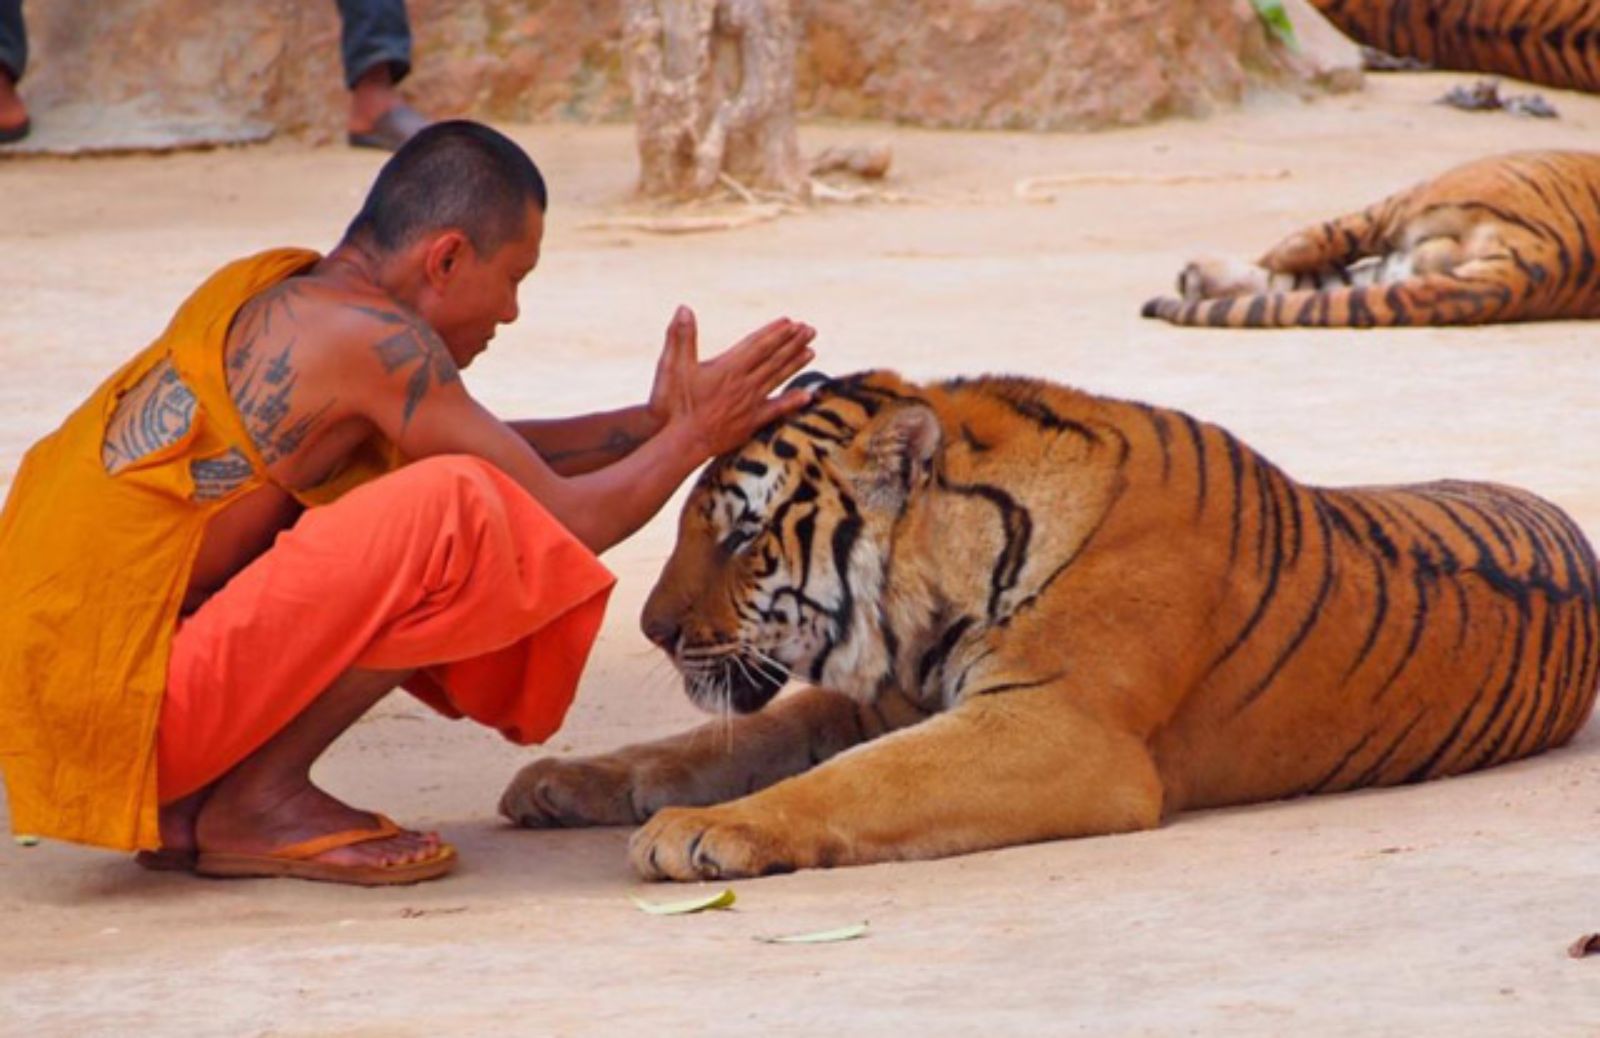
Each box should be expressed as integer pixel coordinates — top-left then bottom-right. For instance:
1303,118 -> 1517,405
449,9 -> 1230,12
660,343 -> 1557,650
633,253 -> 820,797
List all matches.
350,303 -> 461,429
541,427 -> 645,468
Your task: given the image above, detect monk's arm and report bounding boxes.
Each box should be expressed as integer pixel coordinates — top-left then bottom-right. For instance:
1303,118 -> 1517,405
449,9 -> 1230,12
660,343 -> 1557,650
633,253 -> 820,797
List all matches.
508,408 -> 663,477
347,304 -> 814,553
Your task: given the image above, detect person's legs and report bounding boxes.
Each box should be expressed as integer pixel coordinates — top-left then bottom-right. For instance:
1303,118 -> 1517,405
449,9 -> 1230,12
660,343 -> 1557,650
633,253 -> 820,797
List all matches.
0,0 -> 29,140
155,455 -> 613,879
194,666 -> 443,870
334,0 -> 429,147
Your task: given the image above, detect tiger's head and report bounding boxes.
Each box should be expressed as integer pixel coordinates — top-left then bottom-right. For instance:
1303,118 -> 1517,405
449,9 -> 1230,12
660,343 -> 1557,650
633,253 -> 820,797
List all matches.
641,371 -> 944,714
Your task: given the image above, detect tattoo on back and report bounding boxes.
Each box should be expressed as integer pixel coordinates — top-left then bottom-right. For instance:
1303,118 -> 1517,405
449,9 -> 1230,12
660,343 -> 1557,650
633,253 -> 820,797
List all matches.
228,284 -> 334,466
101,359 -> 199,473
352,304 -> 460,428
190,447 -> 256,501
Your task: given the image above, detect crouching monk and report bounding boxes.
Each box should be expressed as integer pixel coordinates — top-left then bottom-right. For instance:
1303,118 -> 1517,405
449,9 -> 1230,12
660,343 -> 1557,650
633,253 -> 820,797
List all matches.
0,121 -> 816,885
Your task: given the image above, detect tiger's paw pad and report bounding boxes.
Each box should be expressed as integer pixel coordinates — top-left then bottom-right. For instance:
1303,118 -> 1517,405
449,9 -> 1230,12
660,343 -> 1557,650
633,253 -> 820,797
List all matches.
629,807 -> 799,881
499,756 -> 642,829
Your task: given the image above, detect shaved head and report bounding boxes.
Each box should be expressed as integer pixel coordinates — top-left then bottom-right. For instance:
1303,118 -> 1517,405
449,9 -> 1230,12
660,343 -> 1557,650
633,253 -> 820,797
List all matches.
342,120 -> 548,258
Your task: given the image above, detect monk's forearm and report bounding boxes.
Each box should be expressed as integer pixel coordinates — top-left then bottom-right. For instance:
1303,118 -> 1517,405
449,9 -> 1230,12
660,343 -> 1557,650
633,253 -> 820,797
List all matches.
510,406 -> 663,476
559,422 -> 707,553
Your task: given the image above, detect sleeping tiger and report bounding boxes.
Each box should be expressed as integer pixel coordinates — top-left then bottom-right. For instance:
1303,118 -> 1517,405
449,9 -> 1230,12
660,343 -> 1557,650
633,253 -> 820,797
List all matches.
1142,150 -> 1600,328
1308,0 -> 1600,92
500,371 -> 1600,880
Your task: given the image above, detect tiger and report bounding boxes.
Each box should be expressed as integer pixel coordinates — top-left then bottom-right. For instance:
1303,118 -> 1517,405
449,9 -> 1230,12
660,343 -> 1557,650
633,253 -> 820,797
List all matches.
1307,0 -> 1600,92
499,371 -> 1600,881
1142,150 -> 1600,328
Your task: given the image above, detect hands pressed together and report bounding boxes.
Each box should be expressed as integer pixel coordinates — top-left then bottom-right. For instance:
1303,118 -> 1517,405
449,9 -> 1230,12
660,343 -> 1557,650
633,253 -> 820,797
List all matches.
648,305 -> 818,461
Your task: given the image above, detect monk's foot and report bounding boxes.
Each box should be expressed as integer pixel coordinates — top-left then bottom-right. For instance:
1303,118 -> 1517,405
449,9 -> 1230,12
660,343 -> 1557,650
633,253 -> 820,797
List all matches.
195,779 -> 441,870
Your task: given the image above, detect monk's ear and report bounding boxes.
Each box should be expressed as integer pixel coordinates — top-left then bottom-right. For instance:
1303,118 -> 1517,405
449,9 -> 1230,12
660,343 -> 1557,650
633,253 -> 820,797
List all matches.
854,404 -> 941,511
423,230 -> 471,289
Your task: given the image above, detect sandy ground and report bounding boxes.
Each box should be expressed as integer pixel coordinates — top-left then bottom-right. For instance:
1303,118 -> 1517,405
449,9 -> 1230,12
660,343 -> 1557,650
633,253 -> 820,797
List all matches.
2,73 -> 1599,1036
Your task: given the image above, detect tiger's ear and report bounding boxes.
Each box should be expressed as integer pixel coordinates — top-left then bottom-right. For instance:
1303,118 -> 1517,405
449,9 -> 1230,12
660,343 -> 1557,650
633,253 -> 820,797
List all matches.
855,404 -> 941,510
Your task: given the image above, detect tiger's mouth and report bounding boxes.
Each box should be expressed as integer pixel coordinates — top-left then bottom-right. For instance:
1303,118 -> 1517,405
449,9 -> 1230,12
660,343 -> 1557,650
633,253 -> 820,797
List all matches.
673,643 -> 792,714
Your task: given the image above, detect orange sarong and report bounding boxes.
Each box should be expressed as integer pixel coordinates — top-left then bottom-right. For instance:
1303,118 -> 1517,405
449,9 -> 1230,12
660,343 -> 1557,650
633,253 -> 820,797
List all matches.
0,247 -> 614,850
160,455 -> 614,801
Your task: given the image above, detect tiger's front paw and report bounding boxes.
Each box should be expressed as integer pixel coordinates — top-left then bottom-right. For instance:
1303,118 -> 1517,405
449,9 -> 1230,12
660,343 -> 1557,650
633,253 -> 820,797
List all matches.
499,755 -> 644,829
629,805 -> 813,881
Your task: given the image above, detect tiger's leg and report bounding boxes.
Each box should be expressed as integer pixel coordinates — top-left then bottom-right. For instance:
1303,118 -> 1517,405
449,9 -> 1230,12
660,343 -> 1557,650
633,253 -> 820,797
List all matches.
630,687 -> 1165,881
499,686 -> 930,828
1146,256 -> 1524,327
1174,200 -> 1399,302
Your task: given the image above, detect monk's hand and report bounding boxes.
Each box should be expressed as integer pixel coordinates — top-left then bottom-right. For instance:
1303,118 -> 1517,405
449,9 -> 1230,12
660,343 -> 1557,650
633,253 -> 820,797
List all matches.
648,305 -> 816,459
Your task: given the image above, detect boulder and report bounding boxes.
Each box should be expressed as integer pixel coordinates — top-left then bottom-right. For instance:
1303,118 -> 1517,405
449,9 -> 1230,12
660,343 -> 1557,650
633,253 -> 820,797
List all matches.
15,0 -> 1354,150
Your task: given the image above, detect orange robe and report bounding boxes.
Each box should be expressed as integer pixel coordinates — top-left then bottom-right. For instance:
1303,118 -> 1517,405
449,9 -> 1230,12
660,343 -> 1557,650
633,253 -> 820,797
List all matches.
0,249 -> 614,850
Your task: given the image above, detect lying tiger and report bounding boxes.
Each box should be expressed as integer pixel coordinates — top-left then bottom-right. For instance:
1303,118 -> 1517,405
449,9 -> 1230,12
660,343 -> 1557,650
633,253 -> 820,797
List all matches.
1308,0 -> 1600,93
1143,150 -> 1600,328
501,371 -> 1600,880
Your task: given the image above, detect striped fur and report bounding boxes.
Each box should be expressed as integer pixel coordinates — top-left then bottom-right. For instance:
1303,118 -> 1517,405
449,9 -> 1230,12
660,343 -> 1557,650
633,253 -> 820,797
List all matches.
1310,0 -> 1600,92
1143,150 -> 1600,328
504,371 -> 1600,879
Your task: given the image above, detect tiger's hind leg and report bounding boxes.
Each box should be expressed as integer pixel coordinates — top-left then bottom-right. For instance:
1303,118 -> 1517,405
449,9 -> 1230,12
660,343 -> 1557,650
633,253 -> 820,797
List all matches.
630,686 -> 1165,880
1168,201 -> 1402,306
499,686 -> 928,828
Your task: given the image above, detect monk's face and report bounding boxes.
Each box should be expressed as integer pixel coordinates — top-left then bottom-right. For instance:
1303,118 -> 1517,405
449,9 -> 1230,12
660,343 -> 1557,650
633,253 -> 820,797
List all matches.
423,202 -> 544,369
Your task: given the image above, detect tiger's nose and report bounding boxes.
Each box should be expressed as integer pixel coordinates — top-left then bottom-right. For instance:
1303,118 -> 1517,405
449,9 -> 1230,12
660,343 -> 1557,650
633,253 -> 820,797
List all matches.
642,617 -> 681,652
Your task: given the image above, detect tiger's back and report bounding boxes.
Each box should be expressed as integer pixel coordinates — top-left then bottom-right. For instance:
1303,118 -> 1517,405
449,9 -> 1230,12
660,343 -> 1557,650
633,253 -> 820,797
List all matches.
921,378 -> 1600,810
1135,424 -> 1600,807
1310,0 -> 1600,93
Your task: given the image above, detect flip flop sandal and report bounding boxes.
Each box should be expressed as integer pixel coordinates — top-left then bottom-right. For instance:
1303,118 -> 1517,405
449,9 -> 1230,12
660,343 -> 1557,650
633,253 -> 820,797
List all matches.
0,118 -> 31,145
194,814 -> 457,886
347,104 -> 430,152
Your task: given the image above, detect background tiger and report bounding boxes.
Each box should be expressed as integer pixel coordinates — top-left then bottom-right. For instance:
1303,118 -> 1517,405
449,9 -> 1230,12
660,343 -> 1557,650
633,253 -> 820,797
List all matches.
1142,150 -> 1600,328
499,371 -> 1600,881
1309,0 -> 1600,92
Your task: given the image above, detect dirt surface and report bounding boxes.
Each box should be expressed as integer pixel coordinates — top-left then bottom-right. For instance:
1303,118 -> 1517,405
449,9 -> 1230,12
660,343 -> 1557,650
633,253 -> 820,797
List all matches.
2,74 -> 1598,1036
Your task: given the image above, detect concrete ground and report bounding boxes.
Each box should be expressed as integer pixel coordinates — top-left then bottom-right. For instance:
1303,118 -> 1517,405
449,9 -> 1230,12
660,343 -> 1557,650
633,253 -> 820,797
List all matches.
1,73 -> 1598,1036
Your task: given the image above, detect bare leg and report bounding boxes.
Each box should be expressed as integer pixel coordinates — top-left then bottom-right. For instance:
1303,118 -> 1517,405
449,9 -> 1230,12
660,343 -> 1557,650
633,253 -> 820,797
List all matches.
194,667 -> 441,869
347,63 -> 410,136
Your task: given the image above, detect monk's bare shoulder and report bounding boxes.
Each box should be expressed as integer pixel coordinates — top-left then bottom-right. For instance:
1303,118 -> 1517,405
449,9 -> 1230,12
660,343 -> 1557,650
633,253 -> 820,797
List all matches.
225,279 -> 462,466
335,294 -> 462,430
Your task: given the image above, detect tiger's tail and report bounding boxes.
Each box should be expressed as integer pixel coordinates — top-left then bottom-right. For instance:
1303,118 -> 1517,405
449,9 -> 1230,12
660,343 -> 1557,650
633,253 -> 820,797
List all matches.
1141,270 -> 1517,328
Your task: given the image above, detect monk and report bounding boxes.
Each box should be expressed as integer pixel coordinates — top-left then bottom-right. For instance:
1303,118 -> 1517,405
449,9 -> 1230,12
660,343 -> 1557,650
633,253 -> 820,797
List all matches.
0,120 -> 816,885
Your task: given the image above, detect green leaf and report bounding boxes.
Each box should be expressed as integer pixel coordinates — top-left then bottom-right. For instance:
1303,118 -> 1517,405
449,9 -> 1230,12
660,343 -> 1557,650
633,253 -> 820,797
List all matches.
1251,0 -> 1299,50
756,921 -> 869,944
629,888 -> 737,915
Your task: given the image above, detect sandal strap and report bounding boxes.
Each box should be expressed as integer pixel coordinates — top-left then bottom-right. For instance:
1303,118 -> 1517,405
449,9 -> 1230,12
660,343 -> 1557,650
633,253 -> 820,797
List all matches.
274,813 -> 406,861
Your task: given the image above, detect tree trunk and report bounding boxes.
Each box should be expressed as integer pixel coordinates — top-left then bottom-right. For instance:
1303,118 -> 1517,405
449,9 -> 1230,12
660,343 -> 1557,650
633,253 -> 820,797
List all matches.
624,0 -> 805,201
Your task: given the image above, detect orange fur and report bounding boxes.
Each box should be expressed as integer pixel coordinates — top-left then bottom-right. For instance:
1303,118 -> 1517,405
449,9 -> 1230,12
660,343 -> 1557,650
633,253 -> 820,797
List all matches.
1144,151 -> 1600,328
1310,0 -> 1600,92
502,372 -> 1600,879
